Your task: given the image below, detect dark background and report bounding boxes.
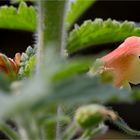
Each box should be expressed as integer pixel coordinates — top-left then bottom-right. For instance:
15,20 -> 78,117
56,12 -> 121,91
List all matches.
0,0 -> 140,139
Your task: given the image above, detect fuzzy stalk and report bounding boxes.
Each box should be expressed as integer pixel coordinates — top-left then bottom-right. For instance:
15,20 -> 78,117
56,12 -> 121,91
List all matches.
36,0 -> 67,75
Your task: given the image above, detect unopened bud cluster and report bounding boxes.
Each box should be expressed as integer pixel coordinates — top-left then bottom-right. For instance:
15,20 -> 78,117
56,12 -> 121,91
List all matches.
19,46 -> 36,77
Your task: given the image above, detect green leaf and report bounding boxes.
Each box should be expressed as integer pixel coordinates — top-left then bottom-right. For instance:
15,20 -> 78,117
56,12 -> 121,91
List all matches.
52,57 -> 93,81
0,76 -> 47,118
67,18 -> 140,53
0,75 -> 132,119
66,0 -> 95,28
0,71 -> 10,92
49,75 -> 132,105
0,2 -> 36,31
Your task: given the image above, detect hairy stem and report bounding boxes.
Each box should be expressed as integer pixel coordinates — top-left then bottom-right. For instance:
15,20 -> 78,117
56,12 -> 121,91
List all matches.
36,0 -> 68,75
62,121 -> 79,140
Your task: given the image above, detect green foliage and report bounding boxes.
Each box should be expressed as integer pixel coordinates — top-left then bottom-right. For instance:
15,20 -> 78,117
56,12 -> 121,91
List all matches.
50,75 -> 132,105
52,57 -> 93,81
19,46 -> 36,78
24,55 -> 36,77
78,124 -> 108,140
66,0 -> 96,28
0,0 -> 140,139
0,61 -> 133,118
0,2 -> 36,31
0,72 -> 135,139
0,72 -> 10,92
67,18 -> 140,53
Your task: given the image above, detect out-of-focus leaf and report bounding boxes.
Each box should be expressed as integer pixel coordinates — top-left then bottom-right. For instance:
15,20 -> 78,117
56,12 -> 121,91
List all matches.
52,57 -> 93,81
0,71 -> 10,92
66,0 -> 95,28
0,74 -> 132,119
0,2 -> 36,31
67,18 -> 140,53
49,75 -> 132,105
0,76 -> 47,119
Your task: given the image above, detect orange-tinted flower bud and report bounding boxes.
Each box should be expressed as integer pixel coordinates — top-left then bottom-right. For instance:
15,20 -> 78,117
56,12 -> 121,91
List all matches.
0,53 -> 20,79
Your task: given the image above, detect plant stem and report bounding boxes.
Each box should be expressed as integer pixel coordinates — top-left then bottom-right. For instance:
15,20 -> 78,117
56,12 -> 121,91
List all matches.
36,0 -> 44,75
0,121 -> 20,140
16,113 -> 40,140
113,116 -> 140,136
78,124 -> 108,140
56,106 -> 62,140
62,121 -> 79,140
36,0 -> 68,75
